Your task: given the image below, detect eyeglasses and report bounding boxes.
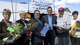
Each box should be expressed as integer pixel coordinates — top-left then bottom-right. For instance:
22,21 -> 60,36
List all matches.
47,10 -> 52,11
35,13 -> 40,14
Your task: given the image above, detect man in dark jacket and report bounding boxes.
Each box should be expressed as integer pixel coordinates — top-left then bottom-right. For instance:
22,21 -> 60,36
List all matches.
42,7 -> 57,45
31,10 -> 45,45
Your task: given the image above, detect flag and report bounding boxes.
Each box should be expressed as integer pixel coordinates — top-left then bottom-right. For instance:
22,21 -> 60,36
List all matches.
26,11 -> 31,19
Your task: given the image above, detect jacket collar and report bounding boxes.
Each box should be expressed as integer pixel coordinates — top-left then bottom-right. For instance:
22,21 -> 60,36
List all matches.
1,19 -> 12,27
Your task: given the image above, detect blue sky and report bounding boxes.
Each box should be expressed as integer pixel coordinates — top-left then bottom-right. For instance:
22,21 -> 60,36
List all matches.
66,3 -> 80,13
0,0 -> 80,16
0,0 -> 31,3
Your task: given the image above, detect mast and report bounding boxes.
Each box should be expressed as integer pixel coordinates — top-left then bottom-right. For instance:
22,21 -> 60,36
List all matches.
11,0 -> 14,22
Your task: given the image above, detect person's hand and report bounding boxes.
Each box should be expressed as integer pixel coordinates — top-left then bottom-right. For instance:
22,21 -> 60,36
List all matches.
16,34 -> 21,39
48,29 -> 50,31
59,27 -> 63,30
10,32 -> 15,37
74,27 -> 79,31
26,32 -> 32,37
69,32 -> 71,34
41,33 -> 45,37
44,23 -> 47,25
30,32 -> 32,34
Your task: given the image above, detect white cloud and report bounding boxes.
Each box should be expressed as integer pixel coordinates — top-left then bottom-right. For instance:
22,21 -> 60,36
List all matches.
55,1 -> 67,7
53,0 -> 68,9
68,0 -> 80,4
54,0 -> 80,8
61,0 -> 80,4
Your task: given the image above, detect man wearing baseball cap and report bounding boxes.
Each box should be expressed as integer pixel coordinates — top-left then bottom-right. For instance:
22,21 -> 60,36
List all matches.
57,7 -> 71,45
56,7 -> 64,16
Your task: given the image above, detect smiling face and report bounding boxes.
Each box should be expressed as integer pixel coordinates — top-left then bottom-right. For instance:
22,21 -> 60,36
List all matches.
20,13 -> 26,21
47,8 -> 52,16
2,9 -> 11,21
34,11 -> 40,19
72,11 -> 78,20
3,13 -> 11,21
73,14 -> 78,19
59,11 -> 64,17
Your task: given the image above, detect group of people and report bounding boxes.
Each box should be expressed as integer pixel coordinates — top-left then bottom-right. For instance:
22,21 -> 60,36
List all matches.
0,7 -> 80,45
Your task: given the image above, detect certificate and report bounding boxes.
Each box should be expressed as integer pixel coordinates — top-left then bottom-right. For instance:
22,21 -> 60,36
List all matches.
53,24 -> 71,33
41,24 -> 49,35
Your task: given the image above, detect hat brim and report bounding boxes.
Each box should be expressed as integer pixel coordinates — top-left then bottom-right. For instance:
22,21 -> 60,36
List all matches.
58,10 -> 64,12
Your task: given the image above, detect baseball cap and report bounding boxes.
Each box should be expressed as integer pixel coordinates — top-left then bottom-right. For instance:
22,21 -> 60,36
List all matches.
58,7 -> 64,12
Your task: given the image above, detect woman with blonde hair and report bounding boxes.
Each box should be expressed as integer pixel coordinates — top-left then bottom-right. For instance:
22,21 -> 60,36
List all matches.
16,11 -> 32,45
0,9 -> 15,45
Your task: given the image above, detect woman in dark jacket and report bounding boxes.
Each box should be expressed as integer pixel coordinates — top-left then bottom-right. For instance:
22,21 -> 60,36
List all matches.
16,11 -> 32,45
0,9 -> 15,45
